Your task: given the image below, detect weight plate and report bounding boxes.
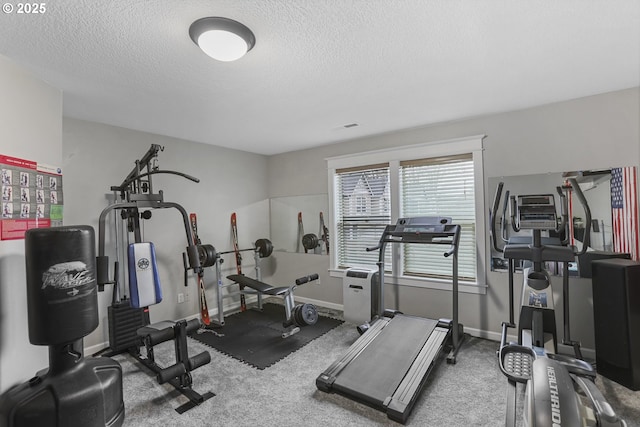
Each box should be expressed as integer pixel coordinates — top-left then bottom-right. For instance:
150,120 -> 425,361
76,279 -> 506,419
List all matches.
292,305 -> 302,327
294,303 -> 318,326
302,233 -> 319,251
254,238 -> 273,258
198,244 -> 217,267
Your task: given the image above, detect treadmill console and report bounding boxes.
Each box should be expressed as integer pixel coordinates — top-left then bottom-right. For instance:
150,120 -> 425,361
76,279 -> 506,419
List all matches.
394,217 -> 452,233
516,194 -> 558,230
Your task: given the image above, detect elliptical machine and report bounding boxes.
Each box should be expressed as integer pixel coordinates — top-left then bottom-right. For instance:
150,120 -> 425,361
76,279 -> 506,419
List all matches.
492,179 -> 588,356
490,177 -> 626,426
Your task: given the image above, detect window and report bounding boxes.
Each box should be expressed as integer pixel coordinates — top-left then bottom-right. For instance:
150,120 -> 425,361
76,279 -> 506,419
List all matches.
328,135 -> 486,291
400,154 -> 477,281
335,164 -> 391,268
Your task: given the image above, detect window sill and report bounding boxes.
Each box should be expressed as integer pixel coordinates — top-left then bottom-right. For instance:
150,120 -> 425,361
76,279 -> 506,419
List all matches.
329,268 -> 487,295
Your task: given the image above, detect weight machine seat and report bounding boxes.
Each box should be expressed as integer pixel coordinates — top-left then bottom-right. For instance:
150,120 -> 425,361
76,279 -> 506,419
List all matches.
227,274 -> 290,296
137,320 -> 177,338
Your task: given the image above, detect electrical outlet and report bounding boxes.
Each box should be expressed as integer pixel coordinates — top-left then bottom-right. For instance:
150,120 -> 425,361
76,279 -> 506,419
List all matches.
316,277 -> 321,285
177,293 -> 185,304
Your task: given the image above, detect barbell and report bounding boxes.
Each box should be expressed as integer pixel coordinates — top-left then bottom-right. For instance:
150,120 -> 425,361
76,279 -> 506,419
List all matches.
217,238 -> 274,259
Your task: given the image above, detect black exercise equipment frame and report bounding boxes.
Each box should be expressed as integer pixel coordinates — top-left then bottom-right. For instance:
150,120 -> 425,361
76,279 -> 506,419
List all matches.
200,238 -> 274,327
226,273 -> 319,338
490,178 -> 591,358
490,178 -> 626,426
317,217 -> 464,424
95,144 -> 213,413
369,217 -> 463,363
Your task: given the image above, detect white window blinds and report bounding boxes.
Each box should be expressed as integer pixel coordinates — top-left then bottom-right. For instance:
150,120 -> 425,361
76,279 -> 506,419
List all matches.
335,164 -> 391,268
400,154 -> 477,280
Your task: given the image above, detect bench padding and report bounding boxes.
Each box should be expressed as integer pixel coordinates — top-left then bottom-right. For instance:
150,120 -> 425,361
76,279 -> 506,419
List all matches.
128,242 -> 162,308
227,274 -> 289,296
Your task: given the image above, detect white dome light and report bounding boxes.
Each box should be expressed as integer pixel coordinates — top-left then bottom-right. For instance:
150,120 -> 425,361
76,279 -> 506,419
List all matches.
189,17 -> 256,62
197,30 -> 249,62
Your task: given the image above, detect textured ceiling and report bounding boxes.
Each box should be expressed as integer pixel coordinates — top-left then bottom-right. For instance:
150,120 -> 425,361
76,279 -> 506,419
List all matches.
1,1 -> 639,155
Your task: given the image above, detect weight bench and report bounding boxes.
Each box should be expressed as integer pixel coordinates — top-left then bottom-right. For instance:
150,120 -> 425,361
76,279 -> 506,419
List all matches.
128,242 -> 214,413
226,274 -> 319,338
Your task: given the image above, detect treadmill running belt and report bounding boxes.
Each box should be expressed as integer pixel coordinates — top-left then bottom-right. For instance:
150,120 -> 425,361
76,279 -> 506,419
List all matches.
333,315 -> 438,406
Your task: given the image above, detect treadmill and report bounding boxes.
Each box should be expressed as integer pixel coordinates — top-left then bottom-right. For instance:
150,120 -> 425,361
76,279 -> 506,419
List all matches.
316,217 -> 464,424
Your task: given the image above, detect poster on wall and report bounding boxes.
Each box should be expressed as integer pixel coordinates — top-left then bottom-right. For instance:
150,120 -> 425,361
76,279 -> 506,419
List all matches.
0,154 -> 63,240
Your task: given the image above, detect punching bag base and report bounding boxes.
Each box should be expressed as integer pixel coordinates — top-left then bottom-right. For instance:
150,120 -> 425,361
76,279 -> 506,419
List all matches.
0,357 -> 125,427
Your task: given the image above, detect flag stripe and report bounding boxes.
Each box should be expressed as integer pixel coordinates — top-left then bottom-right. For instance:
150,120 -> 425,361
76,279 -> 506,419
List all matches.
611,167 -> 639,261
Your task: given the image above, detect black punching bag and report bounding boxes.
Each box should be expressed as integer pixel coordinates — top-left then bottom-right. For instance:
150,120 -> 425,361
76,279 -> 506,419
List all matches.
25,225 -> 99,345
0,225 -> 126,427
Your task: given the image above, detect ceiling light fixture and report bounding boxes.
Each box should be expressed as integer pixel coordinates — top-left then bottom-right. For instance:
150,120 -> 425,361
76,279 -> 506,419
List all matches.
189,17 -> 255,62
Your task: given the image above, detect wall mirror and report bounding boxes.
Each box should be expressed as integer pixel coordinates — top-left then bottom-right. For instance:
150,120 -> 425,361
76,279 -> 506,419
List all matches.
269,194 -> 329,254
489,166 -> 638,275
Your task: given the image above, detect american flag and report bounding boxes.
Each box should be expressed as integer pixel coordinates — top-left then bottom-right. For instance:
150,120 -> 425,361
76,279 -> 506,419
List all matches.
610,167 -> 639,260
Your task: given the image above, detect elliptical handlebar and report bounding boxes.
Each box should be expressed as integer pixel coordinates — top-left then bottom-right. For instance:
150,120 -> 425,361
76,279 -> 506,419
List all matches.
501,190 -> 510,243
567,177 -> 592,255
509,195 -> 519,233
489,182 -> 505,253
556,186 -> 570,245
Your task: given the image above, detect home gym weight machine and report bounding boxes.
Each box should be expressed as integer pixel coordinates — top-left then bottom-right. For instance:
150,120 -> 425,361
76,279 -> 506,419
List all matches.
490,177 -> 626,426
96,144 -> 214,413
317,216 -> 463,424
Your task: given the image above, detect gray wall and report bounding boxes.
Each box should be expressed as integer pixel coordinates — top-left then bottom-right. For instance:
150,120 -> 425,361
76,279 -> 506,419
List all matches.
62,118 -> 270,352
0,54 -> 62,391
1,47 -> 638,392
267,87 -> 640,352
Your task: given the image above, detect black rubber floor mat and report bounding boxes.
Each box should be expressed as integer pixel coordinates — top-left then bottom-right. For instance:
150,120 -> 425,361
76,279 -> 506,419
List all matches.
189,303 -> 343,369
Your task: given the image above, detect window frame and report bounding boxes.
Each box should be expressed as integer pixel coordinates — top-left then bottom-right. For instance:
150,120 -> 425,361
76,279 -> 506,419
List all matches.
326,135 -> 487,294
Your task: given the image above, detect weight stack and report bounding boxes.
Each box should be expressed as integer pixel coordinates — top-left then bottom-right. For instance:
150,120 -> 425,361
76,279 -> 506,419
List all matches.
592,258 -> 640,390
0,226 -> 125,427
108,299 -> 150,353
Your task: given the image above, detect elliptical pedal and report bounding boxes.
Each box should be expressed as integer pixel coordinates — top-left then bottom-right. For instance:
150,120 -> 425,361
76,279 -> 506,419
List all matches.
503,351 -> 532,380
499,344 -> 535,383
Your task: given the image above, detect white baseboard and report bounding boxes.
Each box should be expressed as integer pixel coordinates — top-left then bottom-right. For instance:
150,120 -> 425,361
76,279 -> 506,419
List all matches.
293,296 -> 344,312
461,326 -> 596,360
86,342 -> 110,356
